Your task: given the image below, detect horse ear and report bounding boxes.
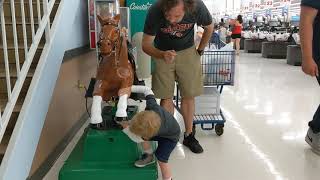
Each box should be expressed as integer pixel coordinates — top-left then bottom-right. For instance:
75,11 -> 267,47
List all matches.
113,14 -> 121,23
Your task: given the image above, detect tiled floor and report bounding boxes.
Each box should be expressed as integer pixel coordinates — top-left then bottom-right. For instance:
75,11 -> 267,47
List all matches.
45,52 -> 320,180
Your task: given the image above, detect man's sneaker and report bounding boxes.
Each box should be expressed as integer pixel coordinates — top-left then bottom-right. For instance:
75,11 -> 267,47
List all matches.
305,128 -> 320,155
183,134 -> 203,153
134,153 -> 155,168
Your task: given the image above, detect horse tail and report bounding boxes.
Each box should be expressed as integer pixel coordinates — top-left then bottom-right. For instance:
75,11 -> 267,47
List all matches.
127,41 -> 139,83
128,51 -> 140,84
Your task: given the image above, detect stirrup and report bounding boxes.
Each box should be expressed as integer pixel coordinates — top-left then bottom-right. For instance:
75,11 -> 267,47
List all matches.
90,123 -> 104,130
114,116 -> 128,122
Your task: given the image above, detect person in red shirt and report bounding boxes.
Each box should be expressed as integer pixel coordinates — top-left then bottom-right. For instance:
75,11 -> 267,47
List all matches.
231,15 -> 243,55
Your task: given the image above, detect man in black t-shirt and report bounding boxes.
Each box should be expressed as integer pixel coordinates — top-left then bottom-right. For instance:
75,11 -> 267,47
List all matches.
300,0 -> 320,155
142,0 -> 213,154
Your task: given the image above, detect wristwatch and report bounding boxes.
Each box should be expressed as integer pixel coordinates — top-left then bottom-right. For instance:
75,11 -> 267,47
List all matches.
197,49 -> 204,56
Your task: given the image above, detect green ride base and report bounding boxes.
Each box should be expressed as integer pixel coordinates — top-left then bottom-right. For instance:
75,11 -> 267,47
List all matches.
59,106 -> 158,180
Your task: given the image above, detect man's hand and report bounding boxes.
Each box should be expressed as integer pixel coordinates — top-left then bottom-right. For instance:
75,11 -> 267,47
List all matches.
302,58 -> 319,77
142,34 -> 165,59
162,50 -> 177,64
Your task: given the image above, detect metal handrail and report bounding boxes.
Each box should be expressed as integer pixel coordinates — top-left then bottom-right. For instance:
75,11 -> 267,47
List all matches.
0,0 -> 57,146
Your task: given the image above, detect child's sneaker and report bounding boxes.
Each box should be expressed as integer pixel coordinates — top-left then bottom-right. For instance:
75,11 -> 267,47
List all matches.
305,128 -> 320,155
134,153 -> 155,167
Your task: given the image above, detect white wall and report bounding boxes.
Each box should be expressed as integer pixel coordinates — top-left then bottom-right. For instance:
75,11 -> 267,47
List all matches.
66,1 -> 89,51
0,0 -> 89,179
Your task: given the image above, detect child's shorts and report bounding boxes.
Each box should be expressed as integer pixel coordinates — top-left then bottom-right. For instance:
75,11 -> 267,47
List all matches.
151,136 -> 177,163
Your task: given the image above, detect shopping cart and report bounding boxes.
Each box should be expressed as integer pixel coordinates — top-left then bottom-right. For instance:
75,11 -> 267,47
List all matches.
175,43 -> 235,136
209,32 -> 225,49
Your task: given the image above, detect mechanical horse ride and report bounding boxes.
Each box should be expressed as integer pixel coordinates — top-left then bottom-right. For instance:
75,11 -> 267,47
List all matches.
59,9 -> 158,180
90,14 -> 136,128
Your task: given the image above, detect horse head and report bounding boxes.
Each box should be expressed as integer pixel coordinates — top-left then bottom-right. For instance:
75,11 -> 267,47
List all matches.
97,14 -> 121,56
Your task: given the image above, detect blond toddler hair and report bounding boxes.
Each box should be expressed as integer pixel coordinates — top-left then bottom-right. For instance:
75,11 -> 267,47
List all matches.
129,111 -> 161,140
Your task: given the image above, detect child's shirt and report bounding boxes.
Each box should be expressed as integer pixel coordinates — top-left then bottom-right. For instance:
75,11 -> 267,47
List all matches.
145,95 -> 181,142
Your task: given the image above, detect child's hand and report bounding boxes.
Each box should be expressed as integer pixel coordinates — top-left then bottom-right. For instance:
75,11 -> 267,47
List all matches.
117,121 -> 130,129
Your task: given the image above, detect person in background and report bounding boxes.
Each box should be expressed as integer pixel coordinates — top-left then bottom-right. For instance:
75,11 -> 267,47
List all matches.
248,20 -> 255,32
218,22 -> 227,43
300,0 -> 320,155
209,24 -> 222,49
142,0 -> 213,154
214,23 -> 219,31
231,15 -> 243,55
195,26 -> 204,48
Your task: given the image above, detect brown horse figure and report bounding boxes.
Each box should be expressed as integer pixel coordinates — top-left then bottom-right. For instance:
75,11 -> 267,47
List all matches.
90,14 -> 134,125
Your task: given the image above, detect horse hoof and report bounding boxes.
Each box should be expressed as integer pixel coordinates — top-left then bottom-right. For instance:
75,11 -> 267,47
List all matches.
90,123 -> 104,130
115,117 -> 128,122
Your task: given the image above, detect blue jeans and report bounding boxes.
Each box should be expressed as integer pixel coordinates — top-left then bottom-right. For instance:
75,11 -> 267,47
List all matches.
150,136 -> 177,163
309,74 -> 320,133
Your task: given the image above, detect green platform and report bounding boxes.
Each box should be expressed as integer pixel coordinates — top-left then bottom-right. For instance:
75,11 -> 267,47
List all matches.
59,106 -> 158,180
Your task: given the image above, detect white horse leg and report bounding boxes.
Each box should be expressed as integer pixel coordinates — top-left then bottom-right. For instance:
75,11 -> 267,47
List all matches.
91,95 -> 103,124
116,94 -> 128,118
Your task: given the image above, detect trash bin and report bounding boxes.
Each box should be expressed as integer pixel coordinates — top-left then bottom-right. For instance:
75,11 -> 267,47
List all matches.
244,39 -> 264,53
287,45 -> 302,66
262,41 -> 291,59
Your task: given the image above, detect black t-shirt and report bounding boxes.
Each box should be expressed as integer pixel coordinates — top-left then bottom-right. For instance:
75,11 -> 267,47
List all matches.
301,0 -> 320,62
144,0 -> 212,51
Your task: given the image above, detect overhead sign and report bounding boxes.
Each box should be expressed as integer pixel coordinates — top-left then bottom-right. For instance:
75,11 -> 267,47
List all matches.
126,0 -> 155,39
282,5 -> 289,16
291,15 -> 300,21
265,9 -> 272,16
241,0 -> 251,12
252,0 -> 261,10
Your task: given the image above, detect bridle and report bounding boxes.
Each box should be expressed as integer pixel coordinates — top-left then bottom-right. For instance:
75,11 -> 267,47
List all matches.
97,22 -> 123,68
